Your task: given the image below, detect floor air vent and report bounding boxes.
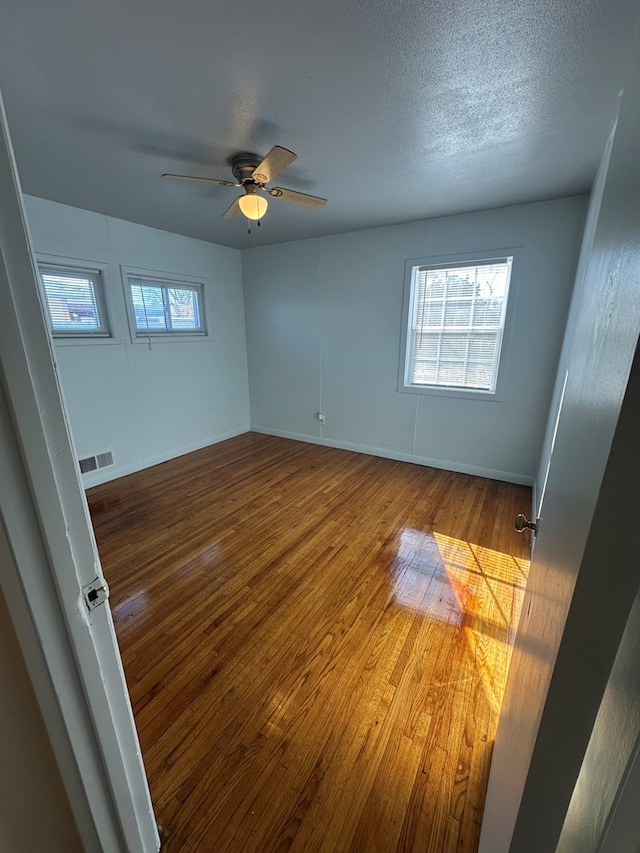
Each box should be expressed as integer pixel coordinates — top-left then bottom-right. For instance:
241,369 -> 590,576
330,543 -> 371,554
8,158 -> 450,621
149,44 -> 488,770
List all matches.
78,450 -> 114,475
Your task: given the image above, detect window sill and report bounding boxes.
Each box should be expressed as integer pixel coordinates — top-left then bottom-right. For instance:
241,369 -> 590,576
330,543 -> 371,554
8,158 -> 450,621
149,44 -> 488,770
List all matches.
398,383 -> 503,402
52,336 -> 122,347
129,332 -> 209,345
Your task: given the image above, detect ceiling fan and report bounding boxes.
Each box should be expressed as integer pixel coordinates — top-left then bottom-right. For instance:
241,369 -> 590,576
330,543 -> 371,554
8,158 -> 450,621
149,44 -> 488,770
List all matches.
162,146 -> 327,225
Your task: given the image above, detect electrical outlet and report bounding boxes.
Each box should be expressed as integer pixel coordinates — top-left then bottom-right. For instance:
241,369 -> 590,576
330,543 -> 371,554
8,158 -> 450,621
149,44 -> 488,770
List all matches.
317,412 -> 326,424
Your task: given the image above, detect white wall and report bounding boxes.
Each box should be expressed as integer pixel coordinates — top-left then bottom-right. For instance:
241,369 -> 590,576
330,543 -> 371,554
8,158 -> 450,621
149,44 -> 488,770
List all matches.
242,197 -> 586,484
24,196 -> 250,486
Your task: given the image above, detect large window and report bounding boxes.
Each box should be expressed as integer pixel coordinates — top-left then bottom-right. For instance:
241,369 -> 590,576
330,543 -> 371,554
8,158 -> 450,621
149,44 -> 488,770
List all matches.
39,265 -> 110,337
401,255 -> 513,395
125,273 -> 206,338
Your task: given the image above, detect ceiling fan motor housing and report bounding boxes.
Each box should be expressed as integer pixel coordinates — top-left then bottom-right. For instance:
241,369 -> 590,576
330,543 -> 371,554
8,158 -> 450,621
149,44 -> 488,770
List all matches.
231,153 -> 263,185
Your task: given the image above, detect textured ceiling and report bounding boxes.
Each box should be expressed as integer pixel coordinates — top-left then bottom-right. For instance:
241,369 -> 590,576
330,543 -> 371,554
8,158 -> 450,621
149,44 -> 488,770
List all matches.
0,0 -> 637,249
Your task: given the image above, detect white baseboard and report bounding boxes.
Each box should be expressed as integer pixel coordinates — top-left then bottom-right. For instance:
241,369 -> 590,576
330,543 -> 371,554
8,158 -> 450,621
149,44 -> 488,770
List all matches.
83,424 -> 535,489
251,425 -> 534,487
81,425 -> 251,489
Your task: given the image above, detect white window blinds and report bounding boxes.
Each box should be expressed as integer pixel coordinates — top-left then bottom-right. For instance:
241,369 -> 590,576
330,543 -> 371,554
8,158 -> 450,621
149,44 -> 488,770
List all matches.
127,276 -> 205,335
405,258 -> 512,392
39,266 -> 110,337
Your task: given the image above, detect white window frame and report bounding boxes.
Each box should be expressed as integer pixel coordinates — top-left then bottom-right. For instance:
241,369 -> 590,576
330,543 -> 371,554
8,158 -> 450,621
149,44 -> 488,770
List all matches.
398,248 -> 520,401
121,266 -> 208,343
38,259 -> 112,341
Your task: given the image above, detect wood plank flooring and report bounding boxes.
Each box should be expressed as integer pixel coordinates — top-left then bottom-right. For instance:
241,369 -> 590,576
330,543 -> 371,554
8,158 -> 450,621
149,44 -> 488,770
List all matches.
87,433 -> 531,853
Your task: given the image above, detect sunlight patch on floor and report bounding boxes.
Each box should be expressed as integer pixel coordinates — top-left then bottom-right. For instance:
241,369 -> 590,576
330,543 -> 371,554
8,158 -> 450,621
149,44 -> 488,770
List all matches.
434,532 -> 529,716
389,527 -> 529,716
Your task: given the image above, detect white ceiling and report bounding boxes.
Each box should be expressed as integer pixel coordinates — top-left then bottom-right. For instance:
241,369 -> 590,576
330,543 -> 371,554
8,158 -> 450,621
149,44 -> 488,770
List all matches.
0,0 -> 637,249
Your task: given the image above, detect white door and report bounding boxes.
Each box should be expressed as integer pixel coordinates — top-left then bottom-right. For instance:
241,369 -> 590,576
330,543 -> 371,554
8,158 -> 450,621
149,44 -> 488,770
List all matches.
0,89 -> 159,850
479,19 -> 640,851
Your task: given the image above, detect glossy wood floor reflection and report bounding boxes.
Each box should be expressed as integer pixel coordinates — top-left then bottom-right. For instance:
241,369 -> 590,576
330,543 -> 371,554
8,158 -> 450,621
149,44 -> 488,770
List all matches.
87,433 -> 531,853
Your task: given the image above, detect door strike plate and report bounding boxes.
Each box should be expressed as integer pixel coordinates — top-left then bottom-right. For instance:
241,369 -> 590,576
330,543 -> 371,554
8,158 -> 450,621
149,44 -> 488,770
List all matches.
82,578 -> 110,611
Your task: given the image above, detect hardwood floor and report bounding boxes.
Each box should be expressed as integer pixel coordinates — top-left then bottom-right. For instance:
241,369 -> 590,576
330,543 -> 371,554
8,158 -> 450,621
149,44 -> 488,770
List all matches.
87,433 -> 531,852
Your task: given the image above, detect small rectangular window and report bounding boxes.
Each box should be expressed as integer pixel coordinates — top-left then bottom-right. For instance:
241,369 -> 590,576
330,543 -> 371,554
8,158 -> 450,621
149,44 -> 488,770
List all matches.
39,265 -> 110,337
402,256 -> 513,395
126,275 -> 205,337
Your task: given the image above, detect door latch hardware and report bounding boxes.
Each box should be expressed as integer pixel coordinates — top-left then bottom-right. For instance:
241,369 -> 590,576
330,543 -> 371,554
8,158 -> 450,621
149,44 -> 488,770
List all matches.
82,578 -> 110,611
515,513 -> 537,535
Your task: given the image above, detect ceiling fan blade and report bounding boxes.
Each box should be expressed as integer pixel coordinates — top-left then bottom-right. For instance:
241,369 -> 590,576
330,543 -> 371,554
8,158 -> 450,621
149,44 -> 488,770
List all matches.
222,197 -> 242,219
267,187 -> 327,209
251,146 -> 297,184
162,173 -> 238,188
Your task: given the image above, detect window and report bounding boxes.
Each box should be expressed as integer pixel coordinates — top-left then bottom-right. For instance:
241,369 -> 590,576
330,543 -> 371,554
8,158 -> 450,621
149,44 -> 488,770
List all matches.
401,255 -> 513,395
125,273 -> 206,337
39,265 -> 110,337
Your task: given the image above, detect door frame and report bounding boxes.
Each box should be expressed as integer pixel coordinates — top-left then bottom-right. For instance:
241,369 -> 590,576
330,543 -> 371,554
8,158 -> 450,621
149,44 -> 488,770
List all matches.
0,91 -> 159,851
597,732 -> 640,853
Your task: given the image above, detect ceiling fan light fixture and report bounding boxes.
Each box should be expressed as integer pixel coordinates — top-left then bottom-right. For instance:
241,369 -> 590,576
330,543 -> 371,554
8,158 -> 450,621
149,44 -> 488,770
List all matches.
238,192 -> 268,220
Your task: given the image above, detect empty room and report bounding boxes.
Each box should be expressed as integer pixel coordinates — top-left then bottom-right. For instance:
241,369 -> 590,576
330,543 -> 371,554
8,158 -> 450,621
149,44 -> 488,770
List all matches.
1,2 -> 640,853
